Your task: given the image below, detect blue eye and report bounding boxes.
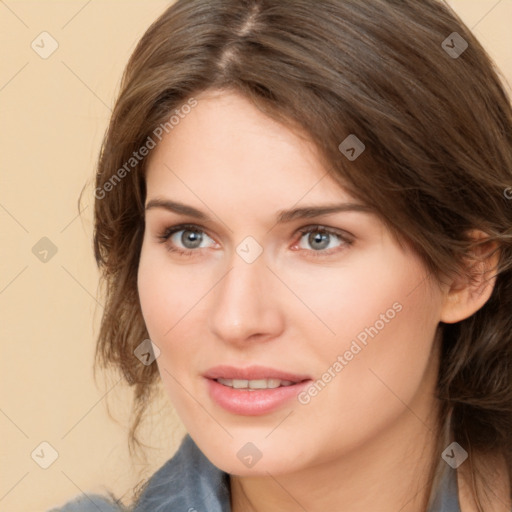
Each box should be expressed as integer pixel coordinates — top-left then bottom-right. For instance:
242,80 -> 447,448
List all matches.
156,224 -> 353,258
295,226 -> 352,257
158,224 -> 216,255
171,228 -> 208,249
298,229 -> 341,251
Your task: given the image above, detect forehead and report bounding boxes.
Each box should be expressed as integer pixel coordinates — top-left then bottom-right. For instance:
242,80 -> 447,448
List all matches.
145,90 -> 356,208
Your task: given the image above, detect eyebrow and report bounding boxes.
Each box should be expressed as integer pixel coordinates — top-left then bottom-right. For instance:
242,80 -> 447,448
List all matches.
145,198 -> 373,223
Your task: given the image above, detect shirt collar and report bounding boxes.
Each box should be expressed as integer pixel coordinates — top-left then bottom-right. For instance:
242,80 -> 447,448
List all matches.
132,434 -> 230,512
133,434 -> 460,512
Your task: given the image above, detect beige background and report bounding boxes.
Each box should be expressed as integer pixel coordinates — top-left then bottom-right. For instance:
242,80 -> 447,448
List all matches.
1,1 -> 511,511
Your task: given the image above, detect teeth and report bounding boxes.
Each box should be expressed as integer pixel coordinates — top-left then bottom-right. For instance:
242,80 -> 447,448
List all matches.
216,378 -> 295,389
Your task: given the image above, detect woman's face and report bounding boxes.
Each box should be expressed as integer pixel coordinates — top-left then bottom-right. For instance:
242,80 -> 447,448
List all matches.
138,89 -> 446,475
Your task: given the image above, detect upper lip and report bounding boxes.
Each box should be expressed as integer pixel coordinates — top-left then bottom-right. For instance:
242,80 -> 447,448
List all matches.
203,365 -> 312,383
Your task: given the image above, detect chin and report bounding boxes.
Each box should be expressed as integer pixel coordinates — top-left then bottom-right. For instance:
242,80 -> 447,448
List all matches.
194,436 -> 307,477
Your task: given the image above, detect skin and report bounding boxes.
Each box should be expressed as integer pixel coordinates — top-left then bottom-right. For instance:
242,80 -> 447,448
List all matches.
137,89 -> 505,512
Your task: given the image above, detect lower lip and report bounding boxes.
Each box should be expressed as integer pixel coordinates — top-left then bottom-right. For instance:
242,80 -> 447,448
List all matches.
205,378 -> 312,416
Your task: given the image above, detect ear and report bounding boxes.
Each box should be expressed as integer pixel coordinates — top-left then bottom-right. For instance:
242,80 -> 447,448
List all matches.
440,230 -> 500,324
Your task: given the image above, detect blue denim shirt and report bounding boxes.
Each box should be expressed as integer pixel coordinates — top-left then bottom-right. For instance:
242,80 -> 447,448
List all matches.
49,434 -> 460,512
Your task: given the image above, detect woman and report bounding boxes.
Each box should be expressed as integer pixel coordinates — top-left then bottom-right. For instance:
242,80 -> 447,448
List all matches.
52,0 -> 512,510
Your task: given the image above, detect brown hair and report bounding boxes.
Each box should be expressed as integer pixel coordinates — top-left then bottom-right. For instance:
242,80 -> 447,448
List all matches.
90,0 -> 512,509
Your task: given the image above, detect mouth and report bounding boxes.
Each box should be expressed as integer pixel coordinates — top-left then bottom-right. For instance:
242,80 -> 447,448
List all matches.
203,365 -> 313,415
214,377 -> 302,390
203,364 -> 311,383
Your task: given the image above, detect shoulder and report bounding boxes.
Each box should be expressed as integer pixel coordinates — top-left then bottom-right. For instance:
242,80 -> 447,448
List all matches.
131,434 -> 230,512
47,494 -> 126,512
49,435 -> 230,512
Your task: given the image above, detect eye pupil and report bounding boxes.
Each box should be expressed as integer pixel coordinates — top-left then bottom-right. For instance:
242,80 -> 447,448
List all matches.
182,230 -> 202,249
309,231 -> 330,250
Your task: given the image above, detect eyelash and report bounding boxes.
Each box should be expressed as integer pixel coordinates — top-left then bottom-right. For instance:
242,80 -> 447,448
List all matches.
156,223 -> 354,259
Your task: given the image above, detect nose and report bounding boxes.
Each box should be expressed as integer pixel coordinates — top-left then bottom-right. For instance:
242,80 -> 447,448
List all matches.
208,251 -> 285,346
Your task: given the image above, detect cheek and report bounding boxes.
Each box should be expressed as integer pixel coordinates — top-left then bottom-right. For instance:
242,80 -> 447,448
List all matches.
137,244 -> 191,392
137,238 -> 202,339
321,292 -> 440,453
137,250 -> 170,339
291,249 -> 442,422
277,246 -> 432,354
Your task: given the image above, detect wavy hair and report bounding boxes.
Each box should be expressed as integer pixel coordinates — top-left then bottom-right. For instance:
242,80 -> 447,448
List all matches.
90,0 -> 512,509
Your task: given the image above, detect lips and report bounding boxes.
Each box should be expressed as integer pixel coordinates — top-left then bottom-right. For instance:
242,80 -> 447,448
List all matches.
203,365 -> 313,415
203,364 -> 311,383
